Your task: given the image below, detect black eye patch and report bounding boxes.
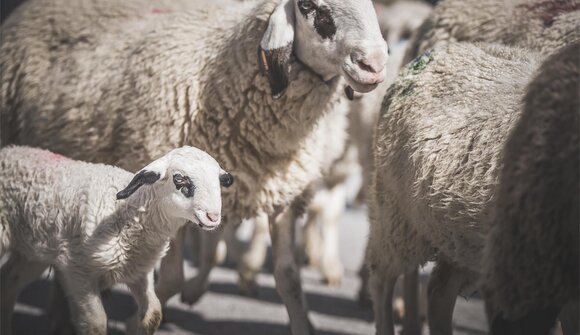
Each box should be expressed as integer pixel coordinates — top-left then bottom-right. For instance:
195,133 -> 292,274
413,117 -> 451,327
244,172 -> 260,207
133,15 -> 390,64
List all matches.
173,174 -> 195,198
313,6 -> 336,40
297,1 -> 336,40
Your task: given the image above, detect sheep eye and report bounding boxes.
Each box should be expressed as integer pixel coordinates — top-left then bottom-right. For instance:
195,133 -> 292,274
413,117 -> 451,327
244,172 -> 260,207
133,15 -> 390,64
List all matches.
298,0 -> 315,15
173,174 -> 195,198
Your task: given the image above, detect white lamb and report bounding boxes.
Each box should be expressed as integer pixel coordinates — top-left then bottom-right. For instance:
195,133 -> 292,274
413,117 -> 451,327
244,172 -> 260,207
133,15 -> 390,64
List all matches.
0,146 -> 233,335
0,0 -> 388,333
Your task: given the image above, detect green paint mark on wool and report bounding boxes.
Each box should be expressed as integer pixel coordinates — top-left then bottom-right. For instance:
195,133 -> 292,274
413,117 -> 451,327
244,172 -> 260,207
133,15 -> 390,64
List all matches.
410,49 -> 435,74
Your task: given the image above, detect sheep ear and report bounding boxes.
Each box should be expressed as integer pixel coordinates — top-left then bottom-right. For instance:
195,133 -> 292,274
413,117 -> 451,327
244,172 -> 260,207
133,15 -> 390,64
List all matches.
219,170 -> 234,188
259,0 -> 295,99
116,170 -> 161,200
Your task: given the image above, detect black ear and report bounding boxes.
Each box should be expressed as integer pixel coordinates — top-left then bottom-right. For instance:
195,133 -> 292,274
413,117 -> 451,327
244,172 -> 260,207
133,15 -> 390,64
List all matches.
219,172 -> 234,188
258,0 -> 295,99
258,45 -> 292,99
116,170 -> 161,200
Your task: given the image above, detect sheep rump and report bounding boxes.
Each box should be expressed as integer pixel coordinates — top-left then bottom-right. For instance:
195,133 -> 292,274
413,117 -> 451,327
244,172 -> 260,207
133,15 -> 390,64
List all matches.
481,42 -> 580,334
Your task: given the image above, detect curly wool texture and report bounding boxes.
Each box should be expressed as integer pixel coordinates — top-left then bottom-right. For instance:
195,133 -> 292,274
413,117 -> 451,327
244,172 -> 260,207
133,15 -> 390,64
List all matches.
367,43 -> 542,276
0,0 -> 348,225
404,0 -> 580,63
481,43 -> 580,320
0,146 -> 175,287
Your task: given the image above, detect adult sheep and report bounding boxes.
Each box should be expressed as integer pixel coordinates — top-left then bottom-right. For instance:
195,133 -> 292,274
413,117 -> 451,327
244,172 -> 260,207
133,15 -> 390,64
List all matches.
367,42 -> 546,335
403,0 -> 580,63
0,0 -> 389,333
481,42 -> 579,335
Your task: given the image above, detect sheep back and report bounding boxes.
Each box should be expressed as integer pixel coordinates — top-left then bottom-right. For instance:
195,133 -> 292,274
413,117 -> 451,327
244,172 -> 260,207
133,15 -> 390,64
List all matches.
404,0 -> 580,63
0,146 -> 132,261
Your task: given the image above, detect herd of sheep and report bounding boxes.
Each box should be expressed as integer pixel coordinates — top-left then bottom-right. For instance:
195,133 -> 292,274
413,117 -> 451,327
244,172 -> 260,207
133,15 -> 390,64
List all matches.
0,0 -> 578,334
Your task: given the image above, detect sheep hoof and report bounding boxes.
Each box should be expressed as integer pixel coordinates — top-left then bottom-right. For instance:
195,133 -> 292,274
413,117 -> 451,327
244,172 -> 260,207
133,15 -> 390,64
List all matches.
238,277 -> 259,297
321,259 -> 343,286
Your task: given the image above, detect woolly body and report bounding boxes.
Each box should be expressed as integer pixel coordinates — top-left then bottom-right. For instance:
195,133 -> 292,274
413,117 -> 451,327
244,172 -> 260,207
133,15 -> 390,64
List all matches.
481,43 -> 579,331
404,0 -> 580,63
0,0 -> 347,226
367,42 -> 542,280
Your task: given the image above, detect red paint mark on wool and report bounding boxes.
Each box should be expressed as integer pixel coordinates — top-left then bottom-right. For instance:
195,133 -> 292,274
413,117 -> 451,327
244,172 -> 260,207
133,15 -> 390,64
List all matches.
518,0 -> 580,27
46,152 -> 69,162
151,7 -> 172,14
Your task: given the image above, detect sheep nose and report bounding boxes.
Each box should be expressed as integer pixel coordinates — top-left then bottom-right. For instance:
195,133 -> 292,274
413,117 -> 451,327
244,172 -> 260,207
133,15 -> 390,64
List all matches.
206,212 -> 220,223
351,49 -> 387,74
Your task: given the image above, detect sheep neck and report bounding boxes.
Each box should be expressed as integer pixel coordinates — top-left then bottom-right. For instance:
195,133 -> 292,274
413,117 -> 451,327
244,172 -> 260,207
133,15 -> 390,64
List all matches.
191,1 -> 341,161
88,187 -> 183,285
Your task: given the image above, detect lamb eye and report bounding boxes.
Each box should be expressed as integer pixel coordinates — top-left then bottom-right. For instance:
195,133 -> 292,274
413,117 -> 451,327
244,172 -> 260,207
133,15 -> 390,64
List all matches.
173,174 -> 186,187
298,0 -> 315,14
173,174 -> 195,198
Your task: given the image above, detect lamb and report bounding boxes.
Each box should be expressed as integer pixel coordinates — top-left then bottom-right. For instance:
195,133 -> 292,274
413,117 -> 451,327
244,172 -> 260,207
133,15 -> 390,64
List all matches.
0,145 -> 232,335
403,0 -> 580,63
366,42 -> 545,335
481,42 -> 579,335
0,0 -> 388,333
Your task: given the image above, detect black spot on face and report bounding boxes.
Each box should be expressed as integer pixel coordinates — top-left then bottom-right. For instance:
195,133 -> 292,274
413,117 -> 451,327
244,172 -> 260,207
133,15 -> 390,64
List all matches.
297,1 -> 336,40
314,6 -> 336,40
173,173 -> 195,198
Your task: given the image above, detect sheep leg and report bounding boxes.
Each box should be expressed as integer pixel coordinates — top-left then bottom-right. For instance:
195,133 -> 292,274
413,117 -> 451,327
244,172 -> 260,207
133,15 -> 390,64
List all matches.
155,225 -> 186,307
0,252 -> 47,335
270,205 -> 315,335
402,269 -> 421,335
319,184 -> 345,286
303,204 -> 323,268
559,301 -> 579,335
48,270 -> 75,335
60,275 -> 107,335
427,260 -> 465,335
369,270 -> 397,335
181,229 -> 222,305
357,245 -> 372,307
126,271 -> 162,335
238,212 -> 269,297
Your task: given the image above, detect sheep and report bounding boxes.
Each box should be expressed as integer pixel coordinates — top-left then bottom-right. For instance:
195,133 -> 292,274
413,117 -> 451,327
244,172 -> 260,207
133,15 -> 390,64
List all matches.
0,0 -> 388,333
235,37 -> 416,293
0,145 -> 232,335
235,0 -> 434,294
403,0 -> 580,64
374,1 -> 433,47
366,42 -> 546,335
481,42 -> 579,335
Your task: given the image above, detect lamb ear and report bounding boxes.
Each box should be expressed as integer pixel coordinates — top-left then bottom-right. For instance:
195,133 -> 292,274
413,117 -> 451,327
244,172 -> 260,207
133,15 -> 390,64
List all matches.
259,0 -> 295,99
116,170 -> 161,200
219,170 -> 234,188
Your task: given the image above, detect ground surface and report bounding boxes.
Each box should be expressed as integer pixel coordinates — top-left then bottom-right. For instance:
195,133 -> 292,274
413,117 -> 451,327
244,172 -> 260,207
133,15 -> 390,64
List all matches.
13,207 -> 488,334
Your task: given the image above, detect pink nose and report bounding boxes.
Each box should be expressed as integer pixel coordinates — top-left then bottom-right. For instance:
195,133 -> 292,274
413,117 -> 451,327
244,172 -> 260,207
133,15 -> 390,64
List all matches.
206,212 -> 220,223
352,50 -> 387,74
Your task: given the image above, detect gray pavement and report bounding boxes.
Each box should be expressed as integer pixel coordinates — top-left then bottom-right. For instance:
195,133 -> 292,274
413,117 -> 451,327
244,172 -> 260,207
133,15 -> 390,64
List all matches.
13,207 -> 488,334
